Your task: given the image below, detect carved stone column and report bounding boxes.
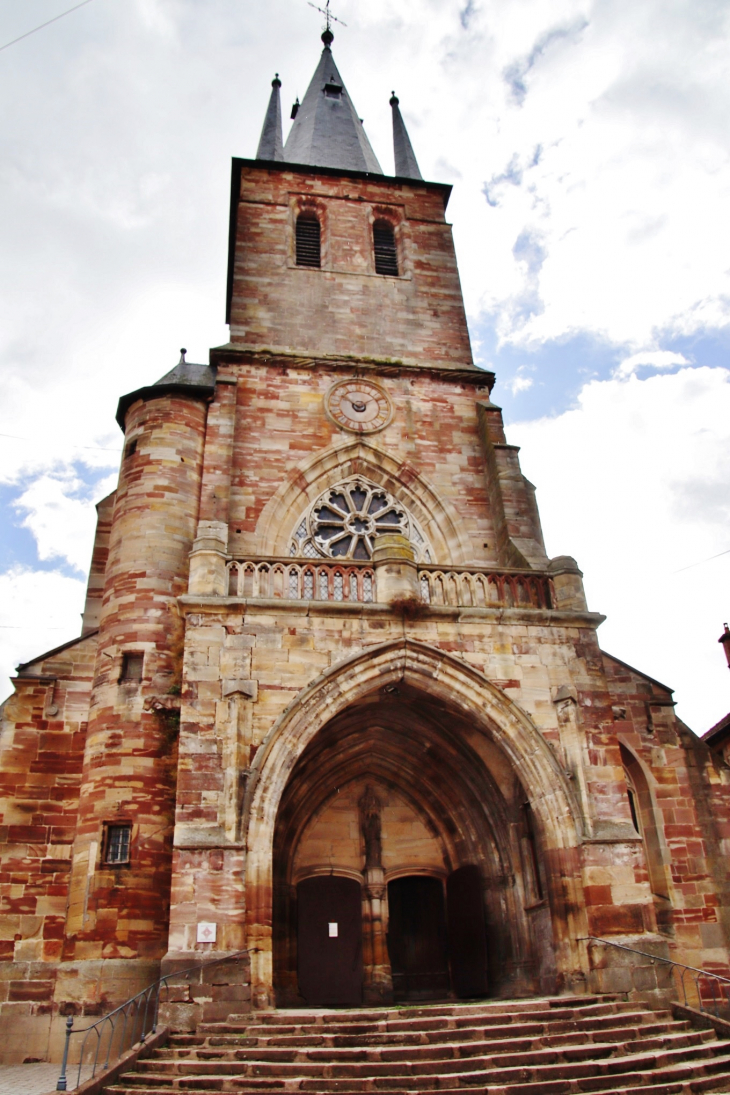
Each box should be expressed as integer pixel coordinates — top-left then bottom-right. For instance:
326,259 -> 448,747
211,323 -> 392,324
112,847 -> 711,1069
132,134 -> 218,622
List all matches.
359,785 -> 393,1004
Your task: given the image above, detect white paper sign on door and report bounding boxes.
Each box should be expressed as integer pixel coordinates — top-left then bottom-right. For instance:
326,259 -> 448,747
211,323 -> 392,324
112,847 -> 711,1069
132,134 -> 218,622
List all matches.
328,922 -> 338,937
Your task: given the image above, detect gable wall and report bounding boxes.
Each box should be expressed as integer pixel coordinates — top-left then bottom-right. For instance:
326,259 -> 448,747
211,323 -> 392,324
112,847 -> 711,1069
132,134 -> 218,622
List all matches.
0,634 -> 95,1061
603,652 -> 730,973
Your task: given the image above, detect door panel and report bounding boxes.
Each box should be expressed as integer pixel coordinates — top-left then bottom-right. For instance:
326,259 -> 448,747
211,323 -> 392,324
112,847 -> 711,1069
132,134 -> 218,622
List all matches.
297,875 -> 363,1006
387,875 -> 449,1000
447,865 -> 489,999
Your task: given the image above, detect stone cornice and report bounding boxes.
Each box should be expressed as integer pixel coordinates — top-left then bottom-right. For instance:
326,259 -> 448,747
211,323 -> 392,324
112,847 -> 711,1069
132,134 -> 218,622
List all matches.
178,594 -> 605,630
209,345 -> 495,390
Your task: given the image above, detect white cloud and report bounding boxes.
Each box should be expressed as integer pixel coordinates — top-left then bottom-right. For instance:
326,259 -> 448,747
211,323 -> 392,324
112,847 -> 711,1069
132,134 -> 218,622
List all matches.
507,374 -> 535,394
14,472 -> 117,574
0,567 -> 87,704
511,365 -> 730,733
615,350 -> 690,378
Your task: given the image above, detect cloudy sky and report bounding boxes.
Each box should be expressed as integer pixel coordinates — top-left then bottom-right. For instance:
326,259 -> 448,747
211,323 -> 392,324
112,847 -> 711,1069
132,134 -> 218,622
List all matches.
1,0 -> 728,733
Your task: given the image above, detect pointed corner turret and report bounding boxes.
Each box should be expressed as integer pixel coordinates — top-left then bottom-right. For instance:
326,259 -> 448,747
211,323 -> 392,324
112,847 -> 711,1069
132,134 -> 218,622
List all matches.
390,92 -> 422,180
256,73 -> 284,162
282,30 -> 383,174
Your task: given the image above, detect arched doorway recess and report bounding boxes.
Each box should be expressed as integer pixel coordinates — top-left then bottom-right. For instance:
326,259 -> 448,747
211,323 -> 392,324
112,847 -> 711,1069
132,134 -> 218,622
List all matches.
244,640 -> 587,1008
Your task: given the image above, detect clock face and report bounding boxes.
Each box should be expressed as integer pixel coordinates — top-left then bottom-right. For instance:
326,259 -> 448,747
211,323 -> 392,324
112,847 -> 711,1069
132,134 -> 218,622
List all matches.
325,380 -> 393,433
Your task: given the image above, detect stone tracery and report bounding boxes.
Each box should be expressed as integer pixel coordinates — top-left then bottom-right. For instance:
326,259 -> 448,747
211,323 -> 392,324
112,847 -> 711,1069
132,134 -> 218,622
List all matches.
289,477 -> 433,562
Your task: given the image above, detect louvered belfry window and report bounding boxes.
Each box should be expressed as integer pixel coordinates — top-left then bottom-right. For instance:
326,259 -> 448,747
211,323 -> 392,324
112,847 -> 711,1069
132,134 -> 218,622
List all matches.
296,214 -> 321,268
373,220 -> 399,276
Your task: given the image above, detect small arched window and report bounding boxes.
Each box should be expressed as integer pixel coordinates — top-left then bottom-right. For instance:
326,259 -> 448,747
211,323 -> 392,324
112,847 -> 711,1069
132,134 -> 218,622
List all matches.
373,220 -> 399,276
296,213 -> 321,268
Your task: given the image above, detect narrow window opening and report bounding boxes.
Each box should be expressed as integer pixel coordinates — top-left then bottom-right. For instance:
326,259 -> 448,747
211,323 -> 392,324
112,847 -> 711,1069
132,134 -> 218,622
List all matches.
105,824 -> 131,865
296,214 -> 321,268
627,784 -> 641,834
125,438 -> 137,459
120,652 -> 144,682
373,220 -> 399,276
522,802 -> 543,900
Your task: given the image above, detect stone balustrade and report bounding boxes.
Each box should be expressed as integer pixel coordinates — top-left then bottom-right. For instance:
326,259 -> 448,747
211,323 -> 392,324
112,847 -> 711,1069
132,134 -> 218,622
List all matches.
218,557 -> 555,611
226,559 -> 376,603
417,566 -> 554,609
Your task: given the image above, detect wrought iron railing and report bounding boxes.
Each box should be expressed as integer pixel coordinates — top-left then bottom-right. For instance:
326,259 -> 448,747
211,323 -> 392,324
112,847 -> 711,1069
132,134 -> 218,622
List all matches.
418,566 -> 553,609
56,950 -> 247,1092
589,936 -> 730,1016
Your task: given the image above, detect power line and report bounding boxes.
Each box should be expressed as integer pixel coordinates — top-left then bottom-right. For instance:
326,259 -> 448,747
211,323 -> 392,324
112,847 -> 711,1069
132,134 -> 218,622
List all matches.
674,545 -> 730,573
0,0 -> 98,55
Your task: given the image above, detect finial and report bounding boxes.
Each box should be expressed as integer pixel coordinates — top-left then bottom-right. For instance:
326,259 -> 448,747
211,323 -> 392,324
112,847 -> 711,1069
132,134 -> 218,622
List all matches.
390,90 -> 399,106
179,348 -> 187,364
272,73 -> 281,88
322,27 -> 334,47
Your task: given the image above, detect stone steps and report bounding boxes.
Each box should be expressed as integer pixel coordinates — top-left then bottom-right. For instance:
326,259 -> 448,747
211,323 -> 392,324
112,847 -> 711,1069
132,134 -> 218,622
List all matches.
102,995 -> 730,1095
169,1017 -> 687,1051
132,1029 -> 715,1070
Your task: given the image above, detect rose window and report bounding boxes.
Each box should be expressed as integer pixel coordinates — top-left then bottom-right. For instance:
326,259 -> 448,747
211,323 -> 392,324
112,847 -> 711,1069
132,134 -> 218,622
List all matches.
290,479 -> 432,562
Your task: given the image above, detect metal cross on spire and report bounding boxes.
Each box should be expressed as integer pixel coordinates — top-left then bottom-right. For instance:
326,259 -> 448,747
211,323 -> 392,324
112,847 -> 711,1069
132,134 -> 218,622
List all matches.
307,0 -> 347,32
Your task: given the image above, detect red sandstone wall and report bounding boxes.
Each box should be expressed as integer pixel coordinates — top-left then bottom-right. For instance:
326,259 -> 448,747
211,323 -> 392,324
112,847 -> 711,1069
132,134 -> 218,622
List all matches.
204,354 -> 518,568
81,491 -> 115,636
229,166 -> 473,368
63,393 -> 207,963
603,652 -> 730,975
0,634 -> 94,1051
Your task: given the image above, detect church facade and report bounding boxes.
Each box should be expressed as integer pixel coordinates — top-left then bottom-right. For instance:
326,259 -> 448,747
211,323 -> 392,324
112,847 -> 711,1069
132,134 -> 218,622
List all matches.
2,30 -> 730,1064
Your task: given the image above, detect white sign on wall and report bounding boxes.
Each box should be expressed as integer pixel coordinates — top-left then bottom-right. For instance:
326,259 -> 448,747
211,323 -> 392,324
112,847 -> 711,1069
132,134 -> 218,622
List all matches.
197,922 -> 217,943
328,922 -> 338,937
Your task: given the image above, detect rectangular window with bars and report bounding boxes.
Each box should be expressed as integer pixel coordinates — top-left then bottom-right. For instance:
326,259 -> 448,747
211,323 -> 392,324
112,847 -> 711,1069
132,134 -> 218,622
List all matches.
296,215 -> 321,268
105,824 -> 132,865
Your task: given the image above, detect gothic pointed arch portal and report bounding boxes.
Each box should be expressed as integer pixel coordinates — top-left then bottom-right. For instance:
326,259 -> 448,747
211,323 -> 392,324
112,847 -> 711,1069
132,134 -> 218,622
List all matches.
243,640 -> 589,1008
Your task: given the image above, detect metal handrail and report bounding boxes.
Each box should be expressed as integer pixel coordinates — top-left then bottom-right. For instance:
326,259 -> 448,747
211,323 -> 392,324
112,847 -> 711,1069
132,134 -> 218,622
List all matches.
589,936 -> 730,1017
56,949 -> 248,1092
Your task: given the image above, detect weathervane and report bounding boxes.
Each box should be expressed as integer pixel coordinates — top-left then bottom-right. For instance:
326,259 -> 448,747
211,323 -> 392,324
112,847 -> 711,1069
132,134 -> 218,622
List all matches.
307,0 -> 347,32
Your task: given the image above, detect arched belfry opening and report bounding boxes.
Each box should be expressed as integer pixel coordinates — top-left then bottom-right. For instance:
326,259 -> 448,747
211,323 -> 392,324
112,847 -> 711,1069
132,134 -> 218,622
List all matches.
271,682 -> 558,1006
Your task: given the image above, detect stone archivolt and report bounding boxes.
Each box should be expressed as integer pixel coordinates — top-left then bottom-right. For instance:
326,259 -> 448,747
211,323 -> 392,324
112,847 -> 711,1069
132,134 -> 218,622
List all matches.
254,437 -> 470,564
243,638 -> 586,1007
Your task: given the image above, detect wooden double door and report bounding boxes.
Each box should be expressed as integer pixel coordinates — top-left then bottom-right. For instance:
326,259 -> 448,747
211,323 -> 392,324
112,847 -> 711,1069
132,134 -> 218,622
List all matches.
297,867 -> 488,1006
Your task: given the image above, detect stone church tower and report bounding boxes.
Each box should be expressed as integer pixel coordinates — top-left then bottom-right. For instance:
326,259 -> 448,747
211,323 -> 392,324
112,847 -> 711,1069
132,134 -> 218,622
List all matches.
2,28 -> 730,1063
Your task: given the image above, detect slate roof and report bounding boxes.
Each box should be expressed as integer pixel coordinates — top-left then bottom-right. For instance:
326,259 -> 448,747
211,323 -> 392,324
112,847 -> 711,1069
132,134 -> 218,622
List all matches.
390,93 -> 422,180
116,352 -> 216,429
281,32 -> 383,174
704,710 -> 730,746
257,74 -> 284,161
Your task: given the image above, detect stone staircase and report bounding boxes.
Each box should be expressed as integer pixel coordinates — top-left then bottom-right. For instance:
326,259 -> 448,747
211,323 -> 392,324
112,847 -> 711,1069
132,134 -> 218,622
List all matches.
105,995 -> 730,1095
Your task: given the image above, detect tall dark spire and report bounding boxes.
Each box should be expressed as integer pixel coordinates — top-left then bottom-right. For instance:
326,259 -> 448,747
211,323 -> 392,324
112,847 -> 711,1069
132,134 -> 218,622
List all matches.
389,92 -> 422,180
256,74 -> 284,161
283,31 -> 382,174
